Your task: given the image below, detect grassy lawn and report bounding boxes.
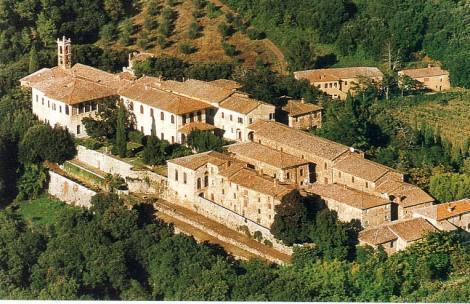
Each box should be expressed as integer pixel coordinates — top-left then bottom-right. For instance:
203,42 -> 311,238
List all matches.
18,196 -> 70,226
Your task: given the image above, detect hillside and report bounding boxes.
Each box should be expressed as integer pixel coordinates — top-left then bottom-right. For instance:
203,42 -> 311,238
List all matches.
388,91 -> 470,149
109,0 -> 287,72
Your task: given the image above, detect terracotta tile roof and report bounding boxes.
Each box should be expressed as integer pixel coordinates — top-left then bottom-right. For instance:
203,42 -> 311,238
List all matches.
359,225 -> 397,245
178,122 -> 217,134
219,93 -> 271,114
307,183 -> 390,210
334,153 -> 400,182
209,79 -> 242,90
222,166 -> 296,199
160,79 -> 235,104
120,79 -> 213,115
248,120 -> 349,161
168,151 -> 232,170
376,179 -> 434,207
282,100 -> 323,117
227,142 -> 308,169
399,66 -> 449,78
359,218 -> 436,245
413,199 -> 470,221
294,67 -> 383,83
20,64 -> 132,105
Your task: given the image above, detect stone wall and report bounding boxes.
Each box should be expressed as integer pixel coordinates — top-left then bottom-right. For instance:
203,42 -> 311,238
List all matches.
48,170 -> 96,208
194,196 -> 292,254
76,145 -> 168,196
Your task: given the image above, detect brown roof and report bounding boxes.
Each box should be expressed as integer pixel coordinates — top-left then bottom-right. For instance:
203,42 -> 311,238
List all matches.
413,199 -> 470,221
210,79 -> 242,90
178,122 -> 217,135
399,66 -> 449,78
307,183 -> 390,210
248,120 -> 349,161
282,100 -> 323,117
294,67 -> 383,83
220,165 -> 296,199
120,78 -> 213,115
227,142 -> 308,169
376,179 -> 434,207
334,154 -> 400,182
359,218 -> 437,245
219,93 -> 270,114
20,64 -> 132,105
168,151 -> 232,170
160,79 -> 235,104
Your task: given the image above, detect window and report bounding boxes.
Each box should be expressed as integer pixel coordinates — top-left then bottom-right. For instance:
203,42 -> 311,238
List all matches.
59,106 -> 62,113
324,83 -> 328,88
171,136 -> 175,144
390,241 -> 394,248
183,173 -> 187,184
249,118 -> 253,124
175,169 -> 178,181
42,97 -> 44,105
171,115 -> 175,124
129,102 -> 134,110
344,81 -> 348,85
324,163 -> 327,170
352,176 -> 355,183
222,189 -> 225,195
76,125 -> 81,134
300,169 -> 304,176
197,178 -> 201,189
182,114 -> 186,124
140,126 -> 144,133
269,113 -> 274,120
161,111 -> 164,120
258,209 -> 261,214
329,83 -> 333,88
91,102 -> 97,111
221,112 -> 224,119
36,95 -> 38,102
48,100 -> 50,108
233,193 -> 236,199
338,171 -> 342,178
197,111 -> 201,121
150,108 -> 154,117
238,117 -> 243,124
230,114 -> 233,121
140,105 -> 144,114
161,133 -> 164,140
190,112 -> 194,122
365,182 -> 369,188
334,82 -> 337,87
65,105 -> 69,115
204,175 -> 209,187
286,172 -> 290,179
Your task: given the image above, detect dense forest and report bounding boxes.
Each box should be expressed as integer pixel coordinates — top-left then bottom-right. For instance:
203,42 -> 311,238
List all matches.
220,0 -> 470,88
0,193 -> 468,300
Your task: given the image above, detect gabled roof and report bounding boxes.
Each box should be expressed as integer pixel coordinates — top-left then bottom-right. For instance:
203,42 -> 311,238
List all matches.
294,67 -> 383,83
168,151 -> 232,171
160,79 -> 235,104
219,93 -> 272,114
307,183 -> 390,210
120,78 -> 213,115
413,199 -> 470,221
228,142 -> 308,169
376,179 -> 434,207
248,120 -> 349,161
178,122 -> 217,135
359,218 -> 437,245
334,153 -> 401,182
399,66 -> 449,78
282,100 -> 323,117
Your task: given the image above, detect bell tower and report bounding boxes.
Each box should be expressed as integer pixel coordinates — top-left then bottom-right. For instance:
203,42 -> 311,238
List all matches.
57,36 -> 72,69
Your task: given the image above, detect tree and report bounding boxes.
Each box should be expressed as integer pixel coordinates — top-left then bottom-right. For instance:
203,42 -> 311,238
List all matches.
36,12 -> 57,47
270,195 -> 309,245
119,19 -> 134,46
187,130 -> 224,153
429,173 -> 470,203
285,39 -> 316,71
19,124 -> 77,164
28,45 -> 39,74
115,103 -> 127,158
142,118 -> 168,165
16,163 -> 48,200
104,0 -> 125,21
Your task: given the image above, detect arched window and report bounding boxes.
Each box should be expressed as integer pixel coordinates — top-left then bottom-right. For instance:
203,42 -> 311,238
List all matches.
140,105 -> 144,114
161,112 -> 164,121
197,178 -> 201,189
171,115 -> 175,124
204,174 -> 209,187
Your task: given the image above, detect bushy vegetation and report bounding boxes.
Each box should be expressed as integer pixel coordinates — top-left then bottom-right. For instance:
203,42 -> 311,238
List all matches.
0,192 -> 467,300
221,0 -> 469,87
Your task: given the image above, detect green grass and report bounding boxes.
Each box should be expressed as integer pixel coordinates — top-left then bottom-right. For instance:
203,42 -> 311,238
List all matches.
63,161 -> 105,187
18,196 -> 69,226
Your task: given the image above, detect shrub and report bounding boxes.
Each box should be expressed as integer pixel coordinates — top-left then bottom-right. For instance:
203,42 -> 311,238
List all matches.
144,15 -> 158,31
100,22 -> 117,44
263,239 -> 273,247
247,28 -> 266,40
207,2 -> 221,19
128,130 -> 144,144
193,0 -> 207,9
218,23 -> 234,38
179,43 -> 196,54
222,42 -> 237,56
253,231 -> 263,242
188,21 -> 201,39
147,0 -> 159,16
156,36 -> 168,48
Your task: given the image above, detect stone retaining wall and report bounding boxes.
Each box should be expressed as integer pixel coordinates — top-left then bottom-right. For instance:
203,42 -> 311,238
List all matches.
48,171 -> 96,208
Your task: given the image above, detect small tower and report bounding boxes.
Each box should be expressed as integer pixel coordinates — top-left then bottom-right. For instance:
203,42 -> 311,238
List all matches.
57,36 -> 72,69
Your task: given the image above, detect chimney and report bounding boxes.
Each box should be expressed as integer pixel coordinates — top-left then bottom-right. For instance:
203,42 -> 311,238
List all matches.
428,64 -> 432,68
349,147 -> 355,153
300,98 -> 305,104
447,205 -> 455,212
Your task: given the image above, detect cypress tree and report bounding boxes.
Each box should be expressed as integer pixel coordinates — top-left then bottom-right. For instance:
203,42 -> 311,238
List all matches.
143,117 -> 166,165
29,45 -> 39,74
116,103 -> 127,158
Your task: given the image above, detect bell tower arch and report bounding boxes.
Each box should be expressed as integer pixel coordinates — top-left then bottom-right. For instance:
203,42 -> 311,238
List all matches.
57,36 -> 72,69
